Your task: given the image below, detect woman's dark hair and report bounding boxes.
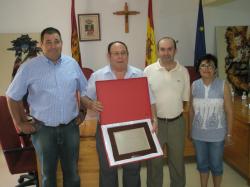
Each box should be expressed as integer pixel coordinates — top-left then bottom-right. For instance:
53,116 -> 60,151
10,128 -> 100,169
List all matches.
196,53 -> 218,72
40,27 -> 61,42
107,41 -> 128,54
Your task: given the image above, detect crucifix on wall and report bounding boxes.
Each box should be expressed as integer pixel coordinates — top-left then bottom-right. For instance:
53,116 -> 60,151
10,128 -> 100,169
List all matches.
113,2 -> 140,33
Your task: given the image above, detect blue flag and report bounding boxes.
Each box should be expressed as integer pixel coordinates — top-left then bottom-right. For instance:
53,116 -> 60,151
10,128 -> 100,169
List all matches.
194,0 -> 206,67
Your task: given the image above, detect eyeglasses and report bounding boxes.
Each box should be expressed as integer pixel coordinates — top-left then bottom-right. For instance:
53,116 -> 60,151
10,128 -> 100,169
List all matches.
199,64 -> 215,70
110,51 -> 128,57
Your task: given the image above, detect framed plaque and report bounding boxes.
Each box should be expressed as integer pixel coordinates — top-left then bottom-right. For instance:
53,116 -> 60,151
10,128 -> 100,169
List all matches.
78,13 -> 101,41
101,119 -> 163,167
96,78 -> 163,166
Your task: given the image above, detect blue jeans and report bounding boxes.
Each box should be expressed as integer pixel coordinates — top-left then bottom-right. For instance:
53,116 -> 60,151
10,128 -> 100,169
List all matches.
31,120 -> 80,187
193,140 -> 224,176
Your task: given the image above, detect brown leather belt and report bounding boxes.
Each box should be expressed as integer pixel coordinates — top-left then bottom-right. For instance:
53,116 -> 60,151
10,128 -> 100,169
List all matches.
157,113 -> 183,122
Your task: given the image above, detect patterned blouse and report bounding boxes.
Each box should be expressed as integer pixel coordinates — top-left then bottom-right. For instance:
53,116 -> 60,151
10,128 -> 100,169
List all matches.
191,78 -> 227,142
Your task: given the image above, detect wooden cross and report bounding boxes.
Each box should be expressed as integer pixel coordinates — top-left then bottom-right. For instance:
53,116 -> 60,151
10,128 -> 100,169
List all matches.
113,2 -> 140,33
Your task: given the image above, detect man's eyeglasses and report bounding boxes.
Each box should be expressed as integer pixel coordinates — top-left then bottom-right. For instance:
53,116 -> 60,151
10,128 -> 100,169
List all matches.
110,51 -> 128,57
199,64 -> 215,70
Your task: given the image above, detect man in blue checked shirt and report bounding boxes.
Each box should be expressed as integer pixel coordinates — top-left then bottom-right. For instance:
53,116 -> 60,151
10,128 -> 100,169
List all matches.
6,27 -> 87,187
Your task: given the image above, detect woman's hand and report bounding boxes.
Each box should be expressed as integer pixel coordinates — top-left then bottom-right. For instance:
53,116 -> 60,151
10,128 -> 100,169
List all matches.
225,134 -> 233,146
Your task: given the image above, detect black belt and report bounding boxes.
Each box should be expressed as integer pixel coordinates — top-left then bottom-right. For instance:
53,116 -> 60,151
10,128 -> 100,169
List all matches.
33,117 -> 76,127
157,113 -> 182,122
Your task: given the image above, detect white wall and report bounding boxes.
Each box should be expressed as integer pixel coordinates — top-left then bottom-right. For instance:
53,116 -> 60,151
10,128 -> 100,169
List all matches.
77,0 -> 148,70
155,0 -> 250,65
0,0 -> 148,71
0,0 -> 250,94
205,0 -> 250,54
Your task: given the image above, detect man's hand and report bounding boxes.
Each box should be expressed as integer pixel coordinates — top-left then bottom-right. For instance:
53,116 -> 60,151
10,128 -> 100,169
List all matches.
18,121 -> 36,134
80,96 -> 103,113
151,119 -> 158,134
89,100 -> 103,112
76,109 -> 86,125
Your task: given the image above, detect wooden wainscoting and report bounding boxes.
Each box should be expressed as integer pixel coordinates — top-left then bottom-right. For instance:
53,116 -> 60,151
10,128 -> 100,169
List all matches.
224,97 -> 250,184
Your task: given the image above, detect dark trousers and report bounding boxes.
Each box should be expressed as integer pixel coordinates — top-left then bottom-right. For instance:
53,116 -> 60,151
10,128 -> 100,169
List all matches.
147,116 -> 186,187
96,125 -> 141,187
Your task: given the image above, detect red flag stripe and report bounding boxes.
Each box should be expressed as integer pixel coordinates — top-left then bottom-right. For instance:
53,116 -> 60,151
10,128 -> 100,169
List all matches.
148,0 -> 154,29
71,0 -> 82,68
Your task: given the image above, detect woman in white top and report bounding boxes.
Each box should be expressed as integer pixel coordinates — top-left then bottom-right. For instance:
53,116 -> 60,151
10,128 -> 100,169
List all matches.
189,54 -> 233,187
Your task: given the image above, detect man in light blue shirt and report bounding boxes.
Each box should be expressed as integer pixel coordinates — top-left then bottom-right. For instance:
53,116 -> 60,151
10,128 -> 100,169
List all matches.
6,27 -> 87,187
81,41 -> 157,187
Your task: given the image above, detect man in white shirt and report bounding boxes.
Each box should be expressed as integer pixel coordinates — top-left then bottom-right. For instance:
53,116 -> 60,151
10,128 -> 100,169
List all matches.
144,37 -> 190,187
81,41 -> 157,187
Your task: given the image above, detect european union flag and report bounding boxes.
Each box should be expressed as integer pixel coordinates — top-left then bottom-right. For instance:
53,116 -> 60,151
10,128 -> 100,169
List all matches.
194,0 -> 206,67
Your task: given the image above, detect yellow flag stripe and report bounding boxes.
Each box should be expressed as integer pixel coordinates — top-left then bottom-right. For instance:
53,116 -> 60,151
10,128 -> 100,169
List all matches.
145,18 -> 157,66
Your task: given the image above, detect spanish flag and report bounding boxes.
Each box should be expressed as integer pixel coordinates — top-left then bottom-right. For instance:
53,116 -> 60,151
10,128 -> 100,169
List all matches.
145,0 -> 157,66
71,0 -> 82,68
